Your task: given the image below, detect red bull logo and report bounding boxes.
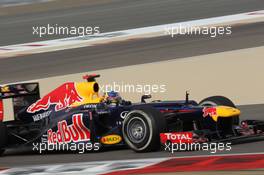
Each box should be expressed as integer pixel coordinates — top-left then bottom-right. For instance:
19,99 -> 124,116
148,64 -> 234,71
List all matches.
203,107 -> 217,118
0,100 -> 3,121
48,113 -> 90,144
27,83 -> 83,113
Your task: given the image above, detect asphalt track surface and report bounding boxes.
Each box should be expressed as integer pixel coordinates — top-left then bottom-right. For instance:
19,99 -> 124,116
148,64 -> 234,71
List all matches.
0,104 -> 263,167
1,0 -> 264,46
0,22 -> 264,84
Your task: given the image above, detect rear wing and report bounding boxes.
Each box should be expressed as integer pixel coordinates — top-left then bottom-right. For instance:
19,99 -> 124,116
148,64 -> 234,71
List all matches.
0,83 -> 40,121
0,83 -> 39,99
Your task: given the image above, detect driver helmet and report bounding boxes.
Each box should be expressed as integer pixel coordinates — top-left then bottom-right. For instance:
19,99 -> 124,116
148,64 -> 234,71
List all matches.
104,91 -> 122,105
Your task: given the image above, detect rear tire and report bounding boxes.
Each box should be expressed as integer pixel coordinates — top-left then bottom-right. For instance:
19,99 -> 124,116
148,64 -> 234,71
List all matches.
122,106 -> 166,152
0,123 -> 7,156
199,96 -> 239,125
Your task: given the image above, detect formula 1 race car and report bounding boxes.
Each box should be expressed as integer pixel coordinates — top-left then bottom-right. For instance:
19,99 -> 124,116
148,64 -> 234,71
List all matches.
0,74 -> 263,154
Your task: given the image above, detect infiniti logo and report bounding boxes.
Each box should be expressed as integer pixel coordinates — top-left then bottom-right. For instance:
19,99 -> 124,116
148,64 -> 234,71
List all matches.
120,111 -> 129,119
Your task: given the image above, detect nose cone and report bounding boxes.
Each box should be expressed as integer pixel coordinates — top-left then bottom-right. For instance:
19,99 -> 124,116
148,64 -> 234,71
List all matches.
216,106 -> 241,117
205,106 -> 241,122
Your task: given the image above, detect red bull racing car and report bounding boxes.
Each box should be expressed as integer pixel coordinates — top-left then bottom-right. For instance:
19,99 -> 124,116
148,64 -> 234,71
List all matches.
0,74 -> 263,155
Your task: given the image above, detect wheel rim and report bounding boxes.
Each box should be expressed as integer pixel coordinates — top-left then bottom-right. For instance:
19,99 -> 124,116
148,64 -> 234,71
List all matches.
126,117 -> 147,143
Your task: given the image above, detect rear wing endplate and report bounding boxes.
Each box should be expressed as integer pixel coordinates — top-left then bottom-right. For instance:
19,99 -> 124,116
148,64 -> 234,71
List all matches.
0,83 -> 39,99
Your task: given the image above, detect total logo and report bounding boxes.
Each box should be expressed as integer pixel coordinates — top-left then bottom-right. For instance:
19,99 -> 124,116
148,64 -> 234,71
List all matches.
47,113 -> 90,144
101,134 -> 122,145
160,132 -> 193,144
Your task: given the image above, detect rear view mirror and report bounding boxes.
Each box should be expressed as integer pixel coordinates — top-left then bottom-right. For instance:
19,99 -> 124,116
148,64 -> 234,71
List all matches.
141,94 -> 152,103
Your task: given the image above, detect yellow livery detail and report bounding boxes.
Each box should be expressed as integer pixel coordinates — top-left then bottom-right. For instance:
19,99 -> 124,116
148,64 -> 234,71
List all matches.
203,106 -> 240,122
71,81 -> 103,107
101,135 -> 122,145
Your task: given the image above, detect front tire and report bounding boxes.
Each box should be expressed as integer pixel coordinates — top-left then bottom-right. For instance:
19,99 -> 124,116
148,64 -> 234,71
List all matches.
122,106 -> 166,152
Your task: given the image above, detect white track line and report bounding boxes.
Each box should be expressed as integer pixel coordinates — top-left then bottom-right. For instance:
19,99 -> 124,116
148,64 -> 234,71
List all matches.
1,152 -> 263,175
0,0 -> 53,7
0,10 -> 264,58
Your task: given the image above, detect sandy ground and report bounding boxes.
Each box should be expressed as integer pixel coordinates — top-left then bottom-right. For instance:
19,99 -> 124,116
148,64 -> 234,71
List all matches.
35,46 -> 264,105
3,46 -> 264,121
